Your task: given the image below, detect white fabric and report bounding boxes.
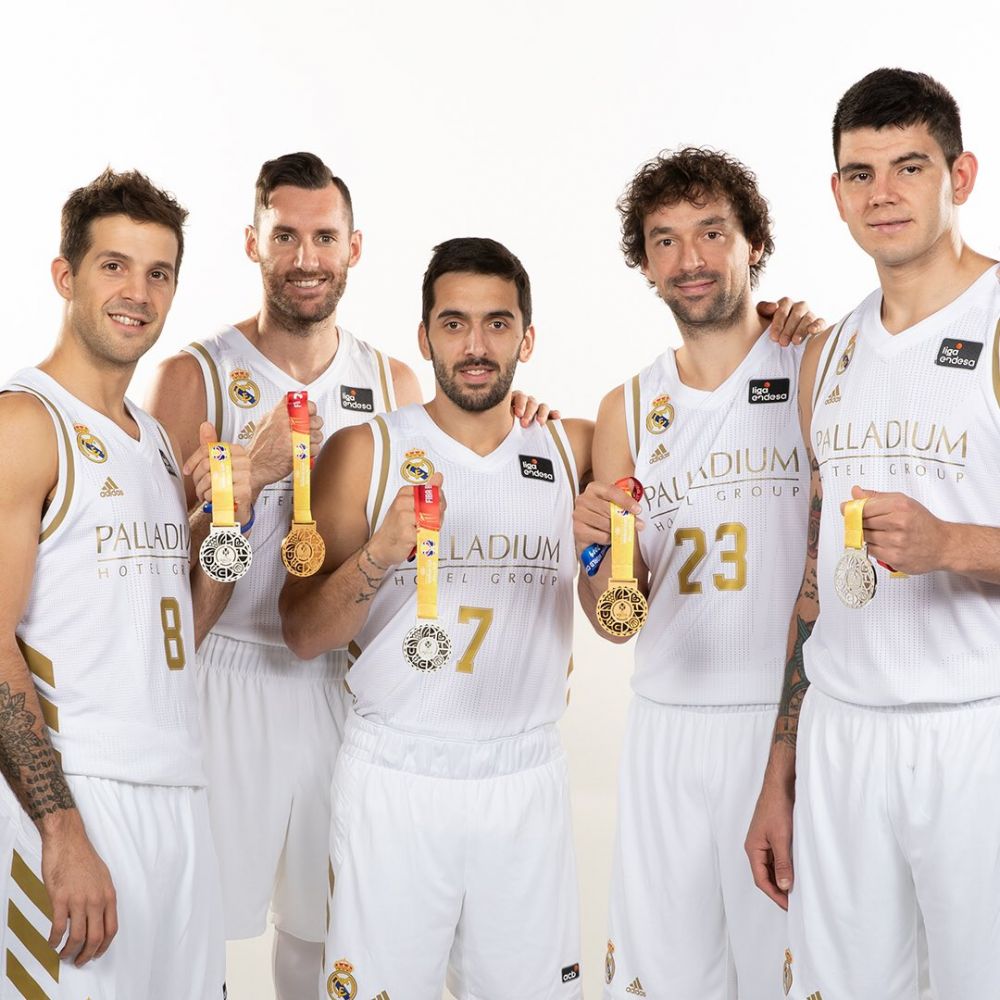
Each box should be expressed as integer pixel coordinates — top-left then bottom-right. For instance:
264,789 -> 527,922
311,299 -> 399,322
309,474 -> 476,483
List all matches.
808,264 -> 1000,705
184,325 -> 394,646
353,406 -> 578,739
624,335 -> 808,706
2,368 -> 204,786
604,696 -> 785,1000
272,929 -> 323,1000
0,776 -> 224,999
788,687 -> 1000,999
195,633 -> 350,941
323,712 -> 582,1000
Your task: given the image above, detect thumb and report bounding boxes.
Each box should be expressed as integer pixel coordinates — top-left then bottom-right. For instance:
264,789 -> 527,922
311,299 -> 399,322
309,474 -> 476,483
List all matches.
773,845 -> 794,893
198,421 -> 218,447
427,471 -> 444,488
756,299 -> 778,317
851,484 -> 876,500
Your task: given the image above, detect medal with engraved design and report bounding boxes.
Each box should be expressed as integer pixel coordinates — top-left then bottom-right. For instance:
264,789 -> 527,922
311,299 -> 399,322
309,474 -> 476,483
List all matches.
200,442 -> 253,582
834,497 -> 876,608
402,484 -> 452,670
596,485 -> 648,637
280,391 -> 325,577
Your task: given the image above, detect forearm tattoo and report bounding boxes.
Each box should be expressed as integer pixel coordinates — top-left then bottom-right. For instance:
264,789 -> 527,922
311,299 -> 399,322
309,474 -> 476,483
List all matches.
774,616 -> 814,749
0,682 -> 74,820
354,544 -> 389,605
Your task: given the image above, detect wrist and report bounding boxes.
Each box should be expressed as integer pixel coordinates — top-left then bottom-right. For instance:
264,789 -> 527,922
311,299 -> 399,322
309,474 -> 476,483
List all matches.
365,534 -> 398,570
37,806 -> 83,842
935,519 -> 965,574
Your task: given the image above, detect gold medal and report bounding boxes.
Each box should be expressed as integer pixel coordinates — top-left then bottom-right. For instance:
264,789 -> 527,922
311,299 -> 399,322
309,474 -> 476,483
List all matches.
597,496 -> 647,638
402,484 -> 452,669
280,391 -> 326,577
200,442 -> 252,582
834,497 -> 876,608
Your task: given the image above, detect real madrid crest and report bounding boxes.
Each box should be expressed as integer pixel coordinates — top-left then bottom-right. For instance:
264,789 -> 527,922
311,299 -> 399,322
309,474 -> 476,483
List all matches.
228,368 -> 261,408
645,394 -> 675,434
783,948 -> 794,996
327,958 -> 358,1000
400,448 -> 435,484
74,424 -> 108,464
835,331 -> 858,375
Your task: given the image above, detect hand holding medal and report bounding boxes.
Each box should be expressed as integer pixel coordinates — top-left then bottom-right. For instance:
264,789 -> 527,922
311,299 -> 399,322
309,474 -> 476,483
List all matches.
199,442 -> 253,582
280,391 -> 326,577
402,484 -> 453,670
595,478 -> 648,637
834,497 -> 876,608
580,476 -> 646,576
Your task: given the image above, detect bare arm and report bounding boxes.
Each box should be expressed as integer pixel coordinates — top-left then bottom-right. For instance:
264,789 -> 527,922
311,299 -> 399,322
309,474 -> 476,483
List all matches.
390,356 -> 423,407
572,386 -> 649,643
0,393 -> 117,964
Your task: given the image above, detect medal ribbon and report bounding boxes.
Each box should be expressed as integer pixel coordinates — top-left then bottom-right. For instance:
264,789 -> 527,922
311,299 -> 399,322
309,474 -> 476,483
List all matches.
414,484 -> 441,620
287,391 -> 313,524
843,497 -> 867,550
609,500 -> 637,583
208,442 -> 236,527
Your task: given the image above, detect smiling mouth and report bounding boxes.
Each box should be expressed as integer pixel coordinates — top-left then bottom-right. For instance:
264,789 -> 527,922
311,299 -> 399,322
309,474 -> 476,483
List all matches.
868,220 -> 911,233
288,277 -> 327,289
108,313 -> 148,328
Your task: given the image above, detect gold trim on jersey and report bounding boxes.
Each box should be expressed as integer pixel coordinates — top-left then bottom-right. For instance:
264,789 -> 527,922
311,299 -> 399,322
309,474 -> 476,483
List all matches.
992,316 -> 1000,408
812,317 -> 849,410
347,640 -> 362,667
5,948 -> 54,999
546,423 -> 577,496
629,375 -> 642,459
11,851 -> 53,921
328,858 -> 336,896
16,639 -> 55,689
7,899 -> 59,982
370,416 -> 392,530
187,342 -> 224,441
566,655 -> 574,705
12,386 -> 75,545
374,350 -> 393,412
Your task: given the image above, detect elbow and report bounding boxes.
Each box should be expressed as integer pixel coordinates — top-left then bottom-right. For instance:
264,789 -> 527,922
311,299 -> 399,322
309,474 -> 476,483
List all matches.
279,594 -> 315,660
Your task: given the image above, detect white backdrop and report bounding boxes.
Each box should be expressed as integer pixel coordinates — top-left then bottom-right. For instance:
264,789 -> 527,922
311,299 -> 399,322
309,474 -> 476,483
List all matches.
3,1 -> 998,997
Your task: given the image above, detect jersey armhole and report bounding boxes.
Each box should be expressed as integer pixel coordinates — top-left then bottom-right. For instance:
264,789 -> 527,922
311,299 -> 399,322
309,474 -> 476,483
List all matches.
811,314 -> 851,410
373,350 -> 396,413
546,421 -> 579,497
624,374 -> 642,464
367,415 -> 392,533
990,316 -> 1000,410
182,342 -> 225,441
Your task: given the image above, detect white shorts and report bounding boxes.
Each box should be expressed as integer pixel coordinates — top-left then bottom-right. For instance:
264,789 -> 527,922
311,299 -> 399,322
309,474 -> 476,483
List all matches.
196,632 -> 351,941
605,696 -> 786,1000
788,687 -> 1000,1000
0,775 -> 223,1000
323,712 -> 582,1000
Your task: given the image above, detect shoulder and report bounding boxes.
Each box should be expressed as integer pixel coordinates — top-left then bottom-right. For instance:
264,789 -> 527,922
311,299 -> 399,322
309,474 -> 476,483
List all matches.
559,417 -> 595,480
0,391 -> 59,497
388,356 -> 422,406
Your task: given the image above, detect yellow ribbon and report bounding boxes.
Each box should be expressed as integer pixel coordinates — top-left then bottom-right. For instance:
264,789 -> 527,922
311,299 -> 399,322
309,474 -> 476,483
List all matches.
415,485 -> 441,620
291,431 -> 312,524
843,498 -> 867,551
609,501 -> 637,584
209,443 -> 236,527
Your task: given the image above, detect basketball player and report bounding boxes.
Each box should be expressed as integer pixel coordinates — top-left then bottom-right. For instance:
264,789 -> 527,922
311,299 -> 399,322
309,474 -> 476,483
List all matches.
145,153 -> 551,999
280,237 -> 591,1000
0,169 -> 250,998
573,148 -> 824,999
746,68 -> 1000,998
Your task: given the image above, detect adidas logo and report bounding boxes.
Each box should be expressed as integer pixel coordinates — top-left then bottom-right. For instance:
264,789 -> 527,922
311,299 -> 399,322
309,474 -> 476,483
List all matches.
371,993 -> 390,1000
824,385 -> 841,405
238,421 -> 256,441
649,443 -> 669,464
626,978 -> 646,997
99,477 -> 124,498
806,993 -> 823,1000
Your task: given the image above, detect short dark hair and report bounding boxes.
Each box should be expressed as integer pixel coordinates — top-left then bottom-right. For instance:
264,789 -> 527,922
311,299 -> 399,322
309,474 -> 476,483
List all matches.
833,68 -> 963,168
618,147 -> 774,288
254,152 -> 354,229
421,237 -> 532,330
60,167 -> 188,277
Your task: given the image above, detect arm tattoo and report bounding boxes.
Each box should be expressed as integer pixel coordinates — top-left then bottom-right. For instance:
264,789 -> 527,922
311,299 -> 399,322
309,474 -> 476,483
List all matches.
774,616 -> 814,749
0,682 -> 74,821
354,544 -> 389,605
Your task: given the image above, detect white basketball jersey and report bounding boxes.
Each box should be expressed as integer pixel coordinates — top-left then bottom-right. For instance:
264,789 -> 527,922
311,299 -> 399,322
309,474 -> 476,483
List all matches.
184,325 -> 395,646
349,405 -> 578,740
808,264 -> 1000,706
4,368 -> 204,786
624,334 -> 809,706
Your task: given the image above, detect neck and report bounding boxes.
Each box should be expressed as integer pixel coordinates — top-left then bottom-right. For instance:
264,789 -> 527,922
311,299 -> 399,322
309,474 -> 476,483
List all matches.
875,230 -> 996,333
673,301 -> 765,391
39,329 -> 136,427
423,393 -> 514,456
236,302 -> 342,383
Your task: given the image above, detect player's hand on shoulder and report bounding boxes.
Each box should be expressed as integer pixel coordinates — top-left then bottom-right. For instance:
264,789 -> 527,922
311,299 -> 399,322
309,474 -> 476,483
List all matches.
511,390 -> 560,427
40,812 -> 118,965
181,423 -> 253,518
573,480 -> 643,553
247,396 -> 325,493
369,472 -> 445,568
759,296 -> 827,347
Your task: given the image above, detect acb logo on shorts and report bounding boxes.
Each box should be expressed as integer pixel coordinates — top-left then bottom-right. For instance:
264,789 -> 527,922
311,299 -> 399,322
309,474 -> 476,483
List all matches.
645,395 -> 674,434
228,369 -> 260,408
74,424 -> 108,463
327,958 -> 358,999
401,449 -> 435,484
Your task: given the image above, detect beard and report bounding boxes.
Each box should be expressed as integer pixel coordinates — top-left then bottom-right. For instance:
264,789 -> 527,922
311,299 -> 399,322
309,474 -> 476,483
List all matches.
661,271 -> 747,333
260,260 -> 348,334
429,348 -> 521,413
73,299 -> 161,369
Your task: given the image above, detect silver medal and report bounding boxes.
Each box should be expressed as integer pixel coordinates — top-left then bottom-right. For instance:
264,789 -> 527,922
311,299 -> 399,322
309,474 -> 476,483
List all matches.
199,525 -> 253,583
402,622 -> 452,671
834,546 -> 877,608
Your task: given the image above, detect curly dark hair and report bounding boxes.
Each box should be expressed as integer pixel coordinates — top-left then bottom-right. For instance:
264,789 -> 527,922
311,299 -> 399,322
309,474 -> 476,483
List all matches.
618,147 -> 774,288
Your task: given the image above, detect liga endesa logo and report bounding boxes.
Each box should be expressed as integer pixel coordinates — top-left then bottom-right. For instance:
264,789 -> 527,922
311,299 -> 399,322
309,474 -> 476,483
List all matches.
340,385 -> 374,412
519,455 -> 555,482
748,378 -> 790,404
935,338 -> 983,370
